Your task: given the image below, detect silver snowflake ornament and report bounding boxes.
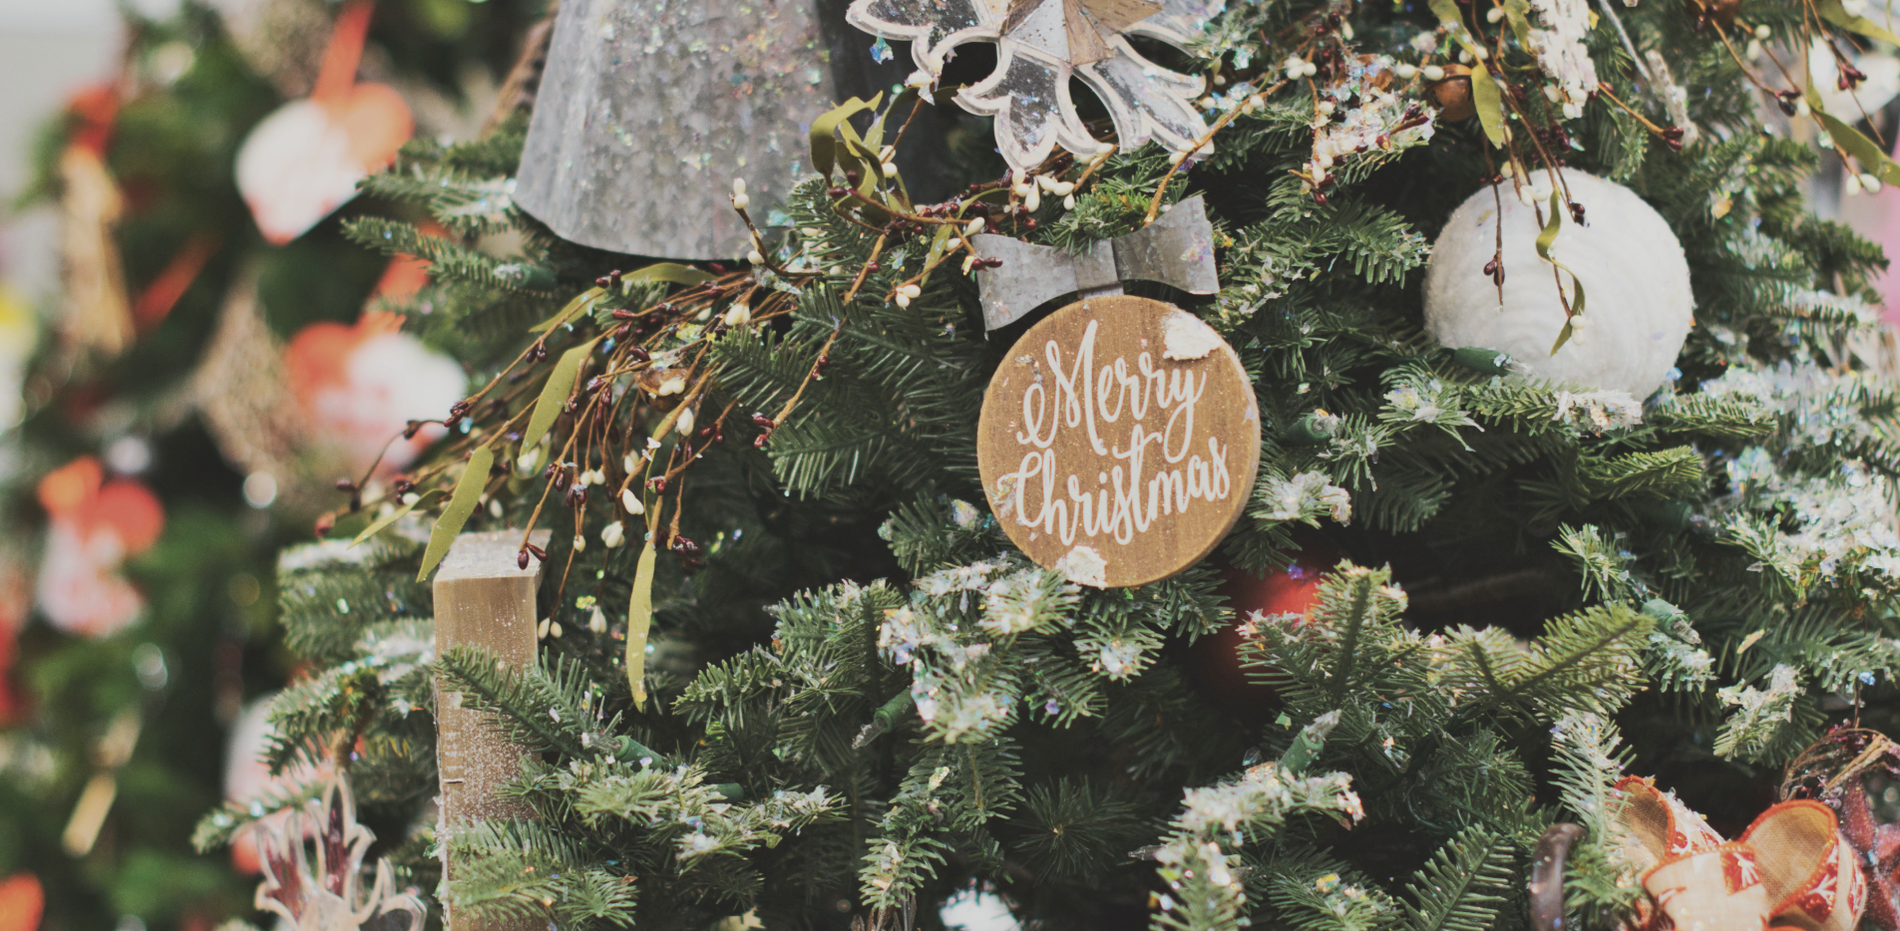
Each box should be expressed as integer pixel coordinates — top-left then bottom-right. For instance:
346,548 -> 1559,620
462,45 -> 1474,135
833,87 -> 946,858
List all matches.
847,0 -> 1226,171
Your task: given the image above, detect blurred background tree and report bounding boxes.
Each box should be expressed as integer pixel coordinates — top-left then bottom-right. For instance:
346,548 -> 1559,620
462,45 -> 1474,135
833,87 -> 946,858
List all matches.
0,2 -> 544,929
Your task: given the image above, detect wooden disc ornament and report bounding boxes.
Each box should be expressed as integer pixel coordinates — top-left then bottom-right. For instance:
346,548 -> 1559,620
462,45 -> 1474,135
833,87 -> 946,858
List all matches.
977,296 -> 1261,588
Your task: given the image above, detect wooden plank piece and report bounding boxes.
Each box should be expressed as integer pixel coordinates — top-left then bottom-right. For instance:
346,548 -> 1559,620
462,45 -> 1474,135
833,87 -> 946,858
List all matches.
434,529 -> 550,931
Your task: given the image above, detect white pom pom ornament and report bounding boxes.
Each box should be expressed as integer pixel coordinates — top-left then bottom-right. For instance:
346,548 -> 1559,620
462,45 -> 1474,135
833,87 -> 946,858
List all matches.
1423,169 -> 1694,399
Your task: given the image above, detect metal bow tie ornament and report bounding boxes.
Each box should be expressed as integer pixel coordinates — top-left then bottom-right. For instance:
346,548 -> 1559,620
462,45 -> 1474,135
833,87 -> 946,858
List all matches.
969,195 -> 1219,330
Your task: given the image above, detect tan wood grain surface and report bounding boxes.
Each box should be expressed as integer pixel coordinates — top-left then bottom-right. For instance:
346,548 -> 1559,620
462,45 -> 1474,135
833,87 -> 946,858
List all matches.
434,529 -> 550,931
978,296 -> 1260,588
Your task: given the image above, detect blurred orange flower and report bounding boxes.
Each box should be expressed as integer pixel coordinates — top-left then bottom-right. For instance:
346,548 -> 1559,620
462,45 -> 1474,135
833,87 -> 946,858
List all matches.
34,456 -> 164,637
0,872 -> 44,931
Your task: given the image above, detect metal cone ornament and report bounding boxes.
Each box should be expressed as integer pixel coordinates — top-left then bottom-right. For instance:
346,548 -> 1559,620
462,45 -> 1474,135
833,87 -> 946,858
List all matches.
515,0 -> 919,260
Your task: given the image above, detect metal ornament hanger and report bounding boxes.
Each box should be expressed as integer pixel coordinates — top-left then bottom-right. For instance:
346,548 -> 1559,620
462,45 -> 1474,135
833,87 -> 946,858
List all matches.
971,197 -> 1252,588
969,195 -> 1219,330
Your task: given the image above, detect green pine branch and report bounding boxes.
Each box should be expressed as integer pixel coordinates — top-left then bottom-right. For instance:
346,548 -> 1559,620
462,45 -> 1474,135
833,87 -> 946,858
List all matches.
1393,826 -> 1513,931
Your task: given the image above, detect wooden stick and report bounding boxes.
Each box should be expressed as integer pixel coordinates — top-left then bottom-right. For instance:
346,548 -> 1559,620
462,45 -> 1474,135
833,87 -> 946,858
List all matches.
433,529 -> 551,931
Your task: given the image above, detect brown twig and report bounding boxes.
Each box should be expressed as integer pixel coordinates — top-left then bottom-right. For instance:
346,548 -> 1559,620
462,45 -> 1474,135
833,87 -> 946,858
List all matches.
1146,84 -> 1278,224
842,234 -> 888,304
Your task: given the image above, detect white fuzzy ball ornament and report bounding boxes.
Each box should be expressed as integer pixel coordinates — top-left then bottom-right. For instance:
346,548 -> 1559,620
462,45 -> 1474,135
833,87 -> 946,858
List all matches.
1423,169 -> 1694,399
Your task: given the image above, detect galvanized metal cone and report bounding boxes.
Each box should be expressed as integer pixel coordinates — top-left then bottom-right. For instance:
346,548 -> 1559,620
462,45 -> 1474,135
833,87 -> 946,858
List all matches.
515,0 -> 946,261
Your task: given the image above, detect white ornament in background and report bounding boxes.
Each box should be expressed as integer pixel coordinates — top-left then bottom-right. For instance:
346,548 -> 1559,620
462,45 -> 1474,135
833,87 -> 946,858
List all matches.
35,522 -> 143,638
236,90 -> 411,245
287,323 -> 468,474
223,697 -> 333,874
1423,169 -> 1694,399
324,331 -> 465,471
939,886 -> 1022,931
847,0 -> 1225,171
0,285 -> 36,430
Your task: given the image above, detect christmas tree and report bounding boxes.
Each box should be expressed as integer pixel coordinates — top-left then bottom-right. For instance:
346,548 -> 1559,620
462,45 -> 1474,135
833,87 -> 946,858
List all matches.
0,2 -> 544,929
200,0 -> 1900,928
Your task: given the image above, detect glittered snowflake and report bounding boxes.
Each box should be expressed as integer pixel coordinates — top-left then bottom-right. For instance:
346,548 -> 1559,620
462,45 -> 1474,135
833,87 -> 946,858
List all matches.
847,0 -> 1226,171
252,774 -> 426,931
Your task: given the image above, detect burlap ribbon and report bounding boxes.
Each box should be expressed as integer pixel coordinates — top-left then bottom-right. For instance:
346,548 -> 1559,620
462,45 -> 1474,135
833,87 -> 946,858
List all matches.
1614,776 -> 1866,931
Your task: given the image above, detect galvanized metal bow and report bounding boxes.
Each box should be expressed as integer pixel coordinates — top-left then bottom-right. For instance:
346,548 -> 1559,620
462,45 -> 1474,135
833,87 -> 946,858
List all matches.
970,194 -> 1219,330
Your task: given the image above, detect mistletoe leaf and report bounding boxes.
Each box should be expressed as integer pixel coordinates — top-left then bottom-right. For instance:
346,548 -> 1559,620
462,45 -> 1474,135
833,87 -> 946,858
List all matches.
1551,320 -> 1576,355
352,489 -> 445,545
810,94 -> 882,182
417,446 -> 495,581
1820,0 -> 1900,47
1536,190 -> 1564,259
923,224 -> 956,272
1503,0 -> 1534,48
530,287 -> 603,334
1806,86 -> 1900,187
1471,67 -> 1508,148
522,338 -> 602,451
626,263 -> 714,287
627,530 -> 658,710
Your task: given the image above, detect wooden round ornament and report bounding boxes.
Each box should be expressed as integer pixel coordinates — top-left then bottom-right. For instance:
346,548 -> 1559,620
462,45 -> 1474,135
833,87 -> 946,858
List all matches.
977,296 -> 1261,588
